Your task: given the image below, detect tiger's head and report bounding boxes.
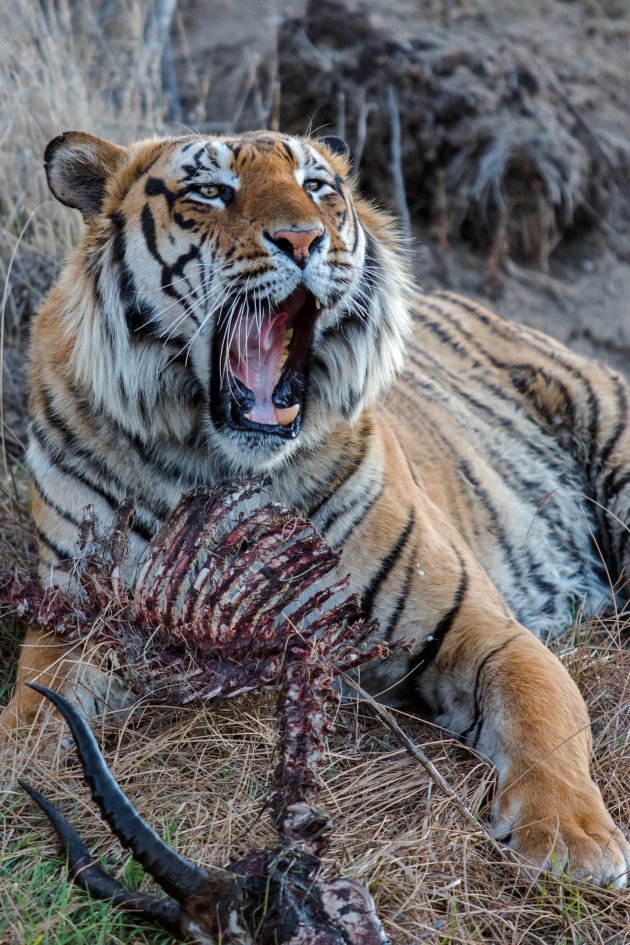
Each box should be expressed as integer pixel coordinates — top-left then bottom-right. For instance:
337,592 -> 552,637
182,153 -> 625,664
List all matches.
44,130 -> 412,471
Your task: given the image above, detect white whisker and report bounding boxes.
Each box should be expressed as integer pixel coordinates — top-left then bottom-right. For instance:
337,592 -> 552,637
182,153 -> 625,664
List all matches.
160,272 -> 243,372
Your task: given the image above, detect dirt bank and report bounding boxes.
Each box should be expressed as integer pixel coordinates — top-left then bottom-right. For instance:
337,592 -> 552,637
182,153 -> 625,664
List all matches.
174,0 -> 630,372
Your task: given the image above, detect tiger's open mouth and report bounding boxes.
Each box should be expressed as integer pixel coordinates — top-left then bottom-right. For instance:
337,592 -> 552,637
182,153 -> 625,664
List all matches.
212,286 -> 320,439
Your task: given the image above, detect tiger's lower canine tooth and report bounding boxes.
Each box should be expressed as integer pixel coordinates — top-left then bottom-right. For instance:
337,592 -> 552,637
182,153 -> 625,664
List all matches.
275,404 -> 300,426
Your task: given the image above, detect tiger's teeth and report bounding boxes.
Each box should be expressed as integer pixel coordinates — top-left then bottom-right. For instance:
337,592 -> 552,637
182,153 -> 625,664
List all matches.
276,354 -> 289,382
275,404 -> 300,426
245,412 -> 253,421
315,298 -> 321,310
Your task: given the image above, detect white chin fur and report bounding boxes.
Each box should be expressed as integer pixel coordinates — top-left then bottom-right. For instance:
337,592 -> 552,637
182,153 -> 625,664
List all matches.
209,425 -> 301,474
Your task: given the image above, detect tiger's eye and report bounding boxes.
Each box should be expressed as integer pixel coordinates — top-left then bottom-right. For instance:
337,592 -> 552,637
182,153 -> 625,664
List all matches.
199,184 -> 221,199
304,179 -> 323,193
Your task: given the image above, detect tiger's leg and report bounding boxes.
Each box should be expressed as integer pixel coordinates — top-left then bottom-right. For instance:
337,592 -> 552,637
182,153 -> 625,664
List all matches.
405,550 -> 630,886
0,625 -> 133,741
1,474 -> 142,744
0,626 -> 77,735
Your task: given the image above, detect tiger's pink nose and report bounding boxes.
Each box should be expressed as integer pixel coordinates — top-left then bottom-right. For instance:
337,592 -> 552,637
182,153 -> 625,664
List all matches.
268,227 -> 324,268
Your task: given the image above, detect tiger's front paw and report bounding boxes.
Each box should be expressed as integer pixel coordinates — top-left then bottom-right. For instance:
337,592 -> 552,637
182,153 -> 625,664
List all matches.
492,773 -> 630,887
0,684 -> 45,741
0,663 -> 135,778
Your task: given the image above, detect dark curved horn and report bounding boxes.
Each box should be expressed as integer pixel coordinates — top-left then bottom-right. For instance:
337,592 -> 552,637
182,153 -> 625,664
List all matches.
26,682 -> 207,902
19,780 -> 185,937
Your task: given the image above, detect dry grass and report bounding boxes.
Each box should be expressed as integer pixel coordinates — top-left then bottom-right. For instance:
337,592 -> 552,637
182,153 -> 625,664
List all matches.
0,0 -> 174,693
0,0 -> 175,719
2,3 -> 630,944
2,612 -> 630,944
0,0 -> 171,455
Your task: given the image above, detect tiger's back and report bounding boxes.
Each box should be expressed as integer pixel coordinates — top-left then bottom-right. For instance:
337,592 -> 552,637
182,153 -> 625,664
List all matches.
390,290 -> 626,634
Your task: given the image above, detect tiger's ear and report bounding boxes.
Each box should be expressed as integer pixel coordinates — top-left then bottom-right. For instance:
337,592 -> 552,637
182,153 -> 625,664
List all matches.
319,135 -> 350,160
44,132 -> 127,220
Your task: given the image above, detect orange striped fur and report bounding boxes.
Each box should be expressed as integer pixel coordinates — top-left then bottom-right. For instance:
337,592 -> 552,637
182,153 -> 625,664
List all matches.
2,130 -> 629,885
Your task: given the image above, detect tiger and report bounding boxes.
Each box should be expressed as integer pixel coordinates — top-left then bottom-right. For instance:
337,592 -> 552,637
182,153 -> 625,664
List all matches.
1,129 -> 629,888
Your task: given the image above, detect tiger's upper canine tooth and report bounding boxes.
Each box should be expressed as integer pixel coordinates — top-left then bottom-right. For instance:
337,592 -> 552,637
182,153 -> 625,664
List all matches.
315,298 -> 321,310
275,404 -> 300,426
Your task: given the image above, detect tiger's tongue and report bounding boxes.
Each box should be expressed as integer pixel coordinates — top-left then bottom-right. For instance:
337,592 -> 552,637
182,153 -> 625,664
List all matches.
230,311 -> 289,425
